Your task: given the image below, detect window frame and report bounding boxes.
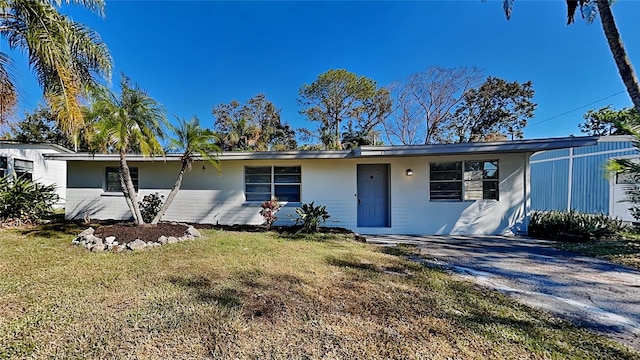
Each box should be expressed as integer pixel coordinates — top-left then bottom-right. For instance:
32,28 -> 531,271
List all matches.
104,166 -> 139,193
13,158 -> 34,181
244,165 -> 301,203
429,160 -> 499,202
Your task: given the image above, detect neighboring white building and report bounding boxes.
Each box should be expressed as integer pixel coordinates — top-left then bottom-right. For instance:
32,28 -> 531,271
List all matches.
0,141 -> 71,207
45,136 -> 598,235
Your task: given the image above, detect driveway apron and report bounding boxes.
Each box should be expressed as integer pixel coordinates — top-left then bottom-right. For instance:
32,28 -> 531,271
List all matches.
366,235 -> 640,351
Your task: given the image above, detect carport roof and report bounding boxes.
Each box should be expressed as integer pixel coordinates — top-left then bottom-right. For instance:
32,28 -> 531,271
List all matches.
43,136 -> 600,161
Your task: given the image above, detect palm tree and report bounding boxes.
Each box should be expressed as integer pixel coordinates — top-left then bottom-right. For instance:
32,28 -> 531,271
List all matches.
151,116 -> 220,224
0,0 -> 112,130
87,75 -> 166,225
503,0 -> 640,113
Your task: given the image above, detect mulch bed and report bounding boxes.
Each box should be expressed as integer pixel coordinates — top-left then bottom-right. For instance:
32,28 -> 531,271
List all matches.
94,223 -> 189,243
91,222 -> 355,244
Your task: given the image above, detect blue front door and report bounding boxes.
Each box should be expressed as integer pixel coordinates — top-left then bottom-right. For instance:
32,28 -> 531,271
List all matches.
357,164 -> 390,227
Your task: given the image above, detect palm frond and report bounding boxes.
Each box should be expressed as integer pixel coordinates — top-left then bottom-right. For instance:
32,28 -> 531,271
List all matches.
502,0 -> 514,20
580,0 -> 598,24
0,52 -> 17,122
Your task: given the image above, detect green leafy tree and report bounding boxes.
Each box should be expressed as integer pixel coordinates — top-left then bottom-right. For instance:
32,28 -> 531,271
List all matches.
579,106 -> 639,136
445,77 -> 536,143
151,116 -> 220,224
502,0 -> 640,113
212,94 -> 296,151
87,75 -> 166,225
0,0 -> 112,133
298,69 -> 391,150
7,105 -> 91,151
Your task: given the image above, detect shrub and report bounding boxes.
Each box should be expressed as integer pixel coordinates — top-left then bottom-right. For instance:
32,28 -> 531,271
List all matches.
259,197 -> 280,230
0,176 -> 59,224
528,210 -> 627,242
139,193 -> 164,223
295,202 -> 330,233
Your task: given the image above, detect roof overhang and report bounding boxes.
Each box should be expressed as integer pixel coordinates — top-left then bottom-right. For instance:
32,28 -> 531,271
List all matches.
353,136 -> 600,157
0,140 -> 74,153
43,136 -> 600,161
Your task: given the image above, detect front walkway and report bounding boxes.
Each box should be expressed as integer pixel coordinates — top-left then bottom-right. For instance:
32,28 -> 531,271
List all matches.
366,235 -> 640,351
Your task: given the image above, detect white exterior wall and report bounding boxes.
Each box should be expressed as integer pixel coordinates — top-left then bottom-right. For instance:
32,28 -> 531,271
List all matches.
65,153 -> 528,235
0,144 -> 67,206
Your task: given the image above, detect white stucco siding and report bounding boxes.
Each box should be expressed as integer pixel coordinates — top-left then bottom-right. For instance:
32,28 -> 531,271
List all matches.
64,154 -> 528,235
0,144 -> 67,206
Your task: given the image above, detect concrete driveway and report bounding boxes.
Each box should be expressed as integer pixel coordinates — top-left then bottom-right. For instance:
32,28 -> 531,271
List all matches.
366,235 -> 640,351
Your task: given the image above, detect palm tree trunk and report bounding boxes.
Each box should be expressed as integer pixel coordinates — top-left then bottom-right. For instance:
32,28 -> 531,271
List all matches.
151,162 -> 187,225
119,152 -> 144,224
596,0 -> 640,113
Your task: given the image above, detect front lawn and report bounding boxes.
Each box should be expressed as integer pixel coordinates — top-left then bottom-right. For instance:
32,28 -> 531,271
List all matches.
0,225 -> 637,359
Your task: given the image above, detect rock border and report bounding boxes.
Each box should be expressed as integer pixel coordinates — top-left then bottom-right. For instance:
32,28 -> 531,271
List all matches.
71,225 -> 203,252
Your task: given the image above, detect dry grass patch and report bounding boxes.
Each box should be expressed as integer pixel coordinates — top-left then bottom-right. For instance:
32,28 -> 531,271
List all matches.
554,238 -> 640,271
0,227 -> 638,359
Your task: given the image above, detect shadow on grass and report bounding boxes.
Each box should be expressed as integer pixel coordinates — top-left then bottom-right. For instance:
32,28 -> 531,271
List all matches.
167,275 -> 243,308
18,220 -> 84,238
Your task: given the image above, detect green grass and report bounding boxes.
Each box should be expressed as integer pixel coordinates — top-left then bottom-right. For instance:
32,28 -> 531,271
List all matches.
554,236 -> 640,271
1,226 -> 638,359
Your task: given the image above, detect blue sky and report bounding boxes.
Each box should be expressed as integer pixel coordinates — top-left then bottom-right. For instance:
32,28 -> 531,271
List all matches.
6,0 -> 640,142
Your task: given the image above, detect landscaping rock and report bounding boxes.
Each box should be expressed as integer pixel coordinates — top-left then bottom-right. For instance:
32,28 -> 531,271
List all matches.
157,236 -> 168,244
105,236 -> 116,245
85,234 -> 103,245
185,226 -> 202,238
180,234 -> 195,242
78,227 -> 94,238
127,239 -> 147,251
167,236 -> 178,244
89,244 -> 106,252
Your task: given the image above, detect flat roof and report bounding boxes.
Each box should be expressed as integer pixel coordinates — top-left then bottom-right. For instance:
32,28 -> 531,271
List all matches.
43,136 -> 600,161
0,140 -> 74,153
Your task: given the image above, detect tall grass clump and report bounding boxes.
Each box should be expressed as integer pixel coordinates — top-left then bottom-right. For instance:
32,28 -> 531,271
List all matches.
529,210 -> 627,242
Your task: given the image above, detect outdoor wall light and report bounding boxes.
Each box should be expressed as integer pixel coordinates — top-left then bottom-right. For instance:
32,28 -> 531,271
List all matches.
406,169 -> 413,176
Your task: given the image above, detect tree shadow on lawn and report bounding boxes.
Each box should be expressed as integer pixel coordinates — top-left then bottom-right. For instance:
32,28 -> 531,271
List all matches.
166,269 -> 308,321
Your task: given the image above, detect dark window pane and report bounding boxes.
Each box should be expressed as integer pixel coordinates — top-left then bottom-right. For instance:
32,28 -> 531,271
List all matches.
246,167 -> 271,175
274,174 -> 301,183
0,157 -> 7,169
105,167 -> 120,192
105,167 -> 138,192
246,192 -> 271,202
274,166 -> 301,174
431,162 -> 461,171
275,185 -> 300,202
15,172 -> 33,181
430,182 -> 462,200
431,170 -> 462,181
246,184 -> 271,193
246,174 -> 271,183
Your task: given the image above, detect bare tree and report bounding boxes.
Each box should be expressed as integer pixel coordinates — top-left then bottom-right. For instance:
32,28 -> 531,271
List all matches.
383,82 -> 424,145
384,66 -> 484,144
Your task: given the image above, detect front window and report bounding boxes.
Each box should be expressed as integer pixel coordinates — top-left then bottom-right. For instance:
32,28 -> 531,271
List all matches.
105,166 -> 138,192
245,166 -> 301,202
430,160 -> 499,201
0,157 -> 7,178
14,159 -> 33,181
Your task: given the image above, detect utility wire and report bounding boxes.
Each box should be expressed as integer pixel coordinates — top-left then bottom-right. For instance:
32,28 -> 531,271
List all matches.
528,90 -> 626,127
